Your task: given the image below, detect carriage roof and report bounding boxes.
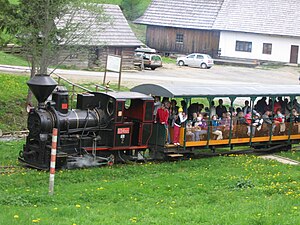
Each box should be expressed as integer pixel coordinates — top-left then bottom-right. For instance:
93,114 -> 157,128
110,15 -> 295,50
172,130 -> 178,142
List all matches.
131,84 -> 300,98
96,91 -> 154,101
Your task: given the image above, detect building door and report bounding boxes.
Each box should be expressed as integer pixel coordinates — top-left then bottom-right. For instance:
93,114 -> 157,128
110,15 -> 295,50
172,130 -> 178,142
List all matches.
290,45 -> 299,64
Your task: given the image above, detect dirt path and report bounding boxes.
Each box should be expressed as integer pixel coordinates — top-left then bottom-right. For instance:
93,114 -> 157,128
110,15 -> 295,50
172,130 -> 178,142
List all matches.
260,155 -> 300,165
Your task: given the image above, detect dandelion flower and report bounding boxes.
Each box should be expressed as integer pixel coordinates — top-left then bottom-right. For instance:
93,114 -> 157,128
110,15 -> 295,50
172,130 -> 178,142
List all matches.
129,217 -> 137,223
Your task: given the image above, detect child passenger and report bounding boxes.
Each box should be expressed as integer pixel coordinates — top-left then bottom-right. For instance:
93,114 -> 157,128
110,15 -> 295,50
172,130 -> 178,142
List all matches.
211,115 -> 223,140
173,107 -> 187,146
274,108 -> 285,133
193,114 -> 208,141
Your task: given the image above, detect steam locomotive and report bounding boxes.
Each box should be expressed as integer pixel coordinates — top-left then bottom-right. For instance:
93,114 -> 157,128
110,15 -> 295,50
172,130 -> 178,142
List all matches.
19,74 -> 155,169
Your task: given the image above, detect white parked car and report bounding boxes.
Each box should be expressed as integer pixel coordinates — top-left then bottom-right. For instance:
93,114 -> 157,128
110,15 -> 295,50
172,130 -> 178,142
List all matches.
176,53 -> 214,69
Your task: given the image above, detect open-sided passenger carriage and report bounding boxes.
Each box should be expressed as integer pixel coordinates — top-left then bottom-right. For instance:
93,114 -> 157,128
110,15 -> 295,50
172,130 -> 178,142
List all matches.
131,84 -> 300,159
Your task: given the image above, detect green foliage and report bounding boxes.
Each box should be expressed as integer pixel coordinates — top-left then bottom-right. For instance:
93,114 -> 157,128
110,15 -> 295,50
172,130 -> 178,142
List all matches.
120,0 -> 150,21
0,0 -> 19,45
235,178 -> 255,189
0,143 -> 300,224
8,0 -> 19,3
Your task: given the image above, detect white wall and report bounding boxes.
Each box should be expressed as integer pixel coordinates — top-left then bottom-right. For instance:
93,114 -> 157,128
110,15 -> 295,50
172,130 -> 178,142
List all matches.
219,31 -> 300,64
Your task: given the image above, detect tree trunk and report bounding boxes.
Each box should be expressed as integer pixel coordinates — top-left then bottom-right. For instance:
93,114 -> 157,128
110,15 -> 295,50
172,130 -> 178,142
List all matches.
26,60 -> 36,107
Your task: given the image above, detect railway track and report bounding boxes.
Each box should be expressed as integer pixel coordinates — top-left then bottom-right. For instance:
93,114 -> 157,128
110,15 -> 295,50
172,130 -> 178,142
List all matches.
0,130 -> 28,141
0,166 -> 23,174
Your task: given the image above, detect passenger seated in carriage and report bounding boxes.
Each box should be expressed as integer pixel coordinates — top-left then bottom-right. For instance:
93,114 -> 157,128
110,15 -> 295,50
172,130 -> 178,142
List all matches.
193,114 -> 208,141
252,112 -> 263,134
237,111 -> 248,125
287,108 -> 300,123
286,108 -> 300,134
191,112 -> 198,126
220,112 -> 232,130
273,108 -> 285,134
211,115 -> 223,140
219,112 -> 233,139
245,111 -> 264,136
185,121 -> 195,141
262,110 -> 273,125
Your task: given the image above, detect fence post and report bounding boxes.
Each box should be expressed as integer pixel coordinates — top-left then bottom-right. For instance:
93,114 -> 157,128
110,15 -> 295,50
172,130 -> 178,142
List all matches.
49,128 -> 58,195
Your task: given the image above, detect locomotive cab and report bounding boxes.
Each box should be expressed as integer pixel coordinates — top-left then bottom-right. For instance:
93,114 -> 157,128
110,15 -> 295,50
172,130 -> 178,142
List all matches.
88,92 -> 154,149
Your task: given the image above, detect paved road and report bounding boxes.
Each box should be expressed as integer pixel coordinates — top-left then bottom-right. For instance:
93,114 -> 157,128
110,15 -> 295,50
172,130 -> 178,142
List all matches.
0,64 -> 299,88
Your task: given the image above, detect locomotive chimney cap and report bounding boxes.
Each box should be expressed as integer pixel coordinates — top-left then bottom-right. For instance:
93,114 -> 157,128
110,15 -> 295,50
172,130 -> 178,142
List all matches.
27,74 -> 58,103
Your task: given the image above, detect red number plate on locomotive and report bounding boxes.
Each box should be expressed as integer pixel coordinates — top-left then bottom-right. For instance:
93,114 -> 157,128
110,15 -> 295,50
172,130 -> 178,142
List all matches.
117,127 -> 130,134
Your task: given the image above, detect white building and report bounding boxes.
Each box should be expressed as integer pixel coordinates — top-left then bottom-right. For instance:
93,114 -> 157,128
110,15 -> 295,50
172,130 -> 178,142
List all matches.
136,0 -> 300,65
213,0 -> 300,64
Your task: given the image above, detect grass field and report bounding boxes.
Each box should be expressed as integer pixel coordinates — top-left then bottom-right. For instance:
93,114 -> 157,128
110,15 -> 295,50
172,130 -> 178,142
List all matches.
0,140 -> 300,225
0,73 -> 29,132
0,51 -> 28,66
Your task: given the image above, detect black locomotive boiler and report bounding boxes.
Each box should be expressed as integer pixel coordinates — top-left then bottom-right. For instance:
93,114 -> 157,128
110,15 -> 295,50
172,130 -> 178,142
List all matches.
19,74 -> 154,169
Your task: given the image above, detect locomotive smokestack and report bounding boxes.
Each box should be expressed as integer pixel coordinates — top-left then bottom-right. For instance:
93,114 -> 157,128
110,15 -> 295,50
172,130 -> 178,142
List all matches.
27,74 -> 57,106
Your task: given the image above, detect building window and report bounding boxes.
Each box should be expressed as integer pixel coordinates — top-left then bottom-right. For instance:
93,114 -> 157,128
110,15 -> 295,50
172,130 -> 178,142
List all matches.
176,34 -> 184,44
263,43 -> 272,54
235,41 -> 252,52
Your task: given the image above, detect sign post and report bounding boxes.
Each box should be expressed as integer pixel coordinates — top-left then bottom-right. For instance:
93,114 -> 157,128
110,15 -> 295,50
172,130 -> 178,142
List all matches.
102,55 -> 122,90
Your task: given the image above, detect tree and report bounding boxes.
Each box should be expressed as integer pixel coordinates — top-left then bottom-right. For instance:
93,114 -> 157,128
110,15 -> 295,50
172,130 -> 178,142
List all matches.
1,0 -> 107,105
120,0 -> 144,21
0,0 -> 19,45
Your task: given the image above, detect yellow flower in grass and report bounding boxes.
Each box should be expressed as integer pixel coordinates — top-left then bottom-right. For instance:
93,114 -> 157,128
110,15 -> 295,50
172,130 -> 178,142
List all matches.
14,215 -> 19,219
32,218 -> 41,223
293,206 -> 298,210
129,217 -> 137,223
75,204 -> 81,208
